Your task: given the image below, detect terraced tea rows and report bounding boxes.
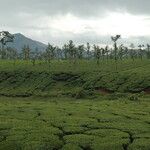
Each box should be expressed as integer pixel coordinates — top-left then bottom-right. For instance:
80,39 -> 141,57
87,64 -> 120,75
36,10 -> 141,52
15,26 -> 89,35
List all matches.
0,96 -> 149,150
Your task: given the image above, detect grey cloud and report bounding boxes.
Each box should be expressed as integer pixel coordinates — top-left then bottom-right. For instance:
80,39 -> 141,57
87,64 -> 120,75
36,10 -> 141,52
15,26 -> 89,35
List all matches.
0,0 -> 149,29
1,0 -> 150,27
0,0 -> 150,44
1,0 -> 150,18
0,0 -> 149,31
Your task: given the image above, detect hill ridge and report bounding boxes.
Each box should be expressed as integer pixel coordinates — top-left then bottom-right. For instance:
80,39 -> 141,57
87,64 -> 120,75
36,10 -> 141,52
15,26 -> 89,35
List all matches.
5,33 -> 47,51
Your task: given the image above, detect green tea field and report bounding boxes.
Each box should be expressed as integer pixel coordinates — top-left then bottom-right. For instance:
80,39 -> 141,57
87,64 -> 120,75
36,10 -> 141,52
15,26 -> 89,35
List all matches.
0,96 -> 149,150
1,1 -> 150,149
0,59 -> 149,150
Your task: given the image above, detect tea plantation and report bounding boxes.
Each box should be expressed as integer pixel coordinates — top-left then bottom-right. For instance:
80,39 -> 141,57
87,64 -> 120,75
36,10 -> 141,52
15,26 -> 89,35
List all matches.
0,96 -> 149,150
0,59 -> 149,97
0,59 -> 149,150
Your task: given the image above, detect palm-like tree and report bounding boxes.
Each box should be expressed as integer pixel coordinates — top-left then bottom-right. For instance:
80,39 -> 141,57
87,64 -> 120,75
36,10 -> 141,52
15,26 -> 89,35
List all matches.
93,45 -> 101,65
138,45 -> 144,60
67,40 -> 76,64
77,45 -> 85,59
129,43 -> 136,61
105,46 -> 109,61
146,44 -> 150,59
46,43 -> 56,64
0,31 -> 14,59
86,43 -> 91,60
118,44 -> 125,60
62,44 -> 68,60
111,35 -> 121,71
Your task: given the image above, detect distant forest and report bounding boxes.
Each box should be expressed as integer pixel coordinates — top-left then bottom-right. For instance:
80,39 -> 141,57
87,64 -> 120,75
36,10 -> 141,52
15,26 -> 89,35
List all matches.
0,32 -> 150,66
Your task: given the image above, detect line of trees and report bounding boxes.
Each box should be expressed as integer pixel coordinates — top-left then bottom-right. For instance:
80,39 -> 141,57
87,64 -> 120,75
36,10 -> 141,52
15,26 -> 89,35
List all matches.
0,36 -> 150,66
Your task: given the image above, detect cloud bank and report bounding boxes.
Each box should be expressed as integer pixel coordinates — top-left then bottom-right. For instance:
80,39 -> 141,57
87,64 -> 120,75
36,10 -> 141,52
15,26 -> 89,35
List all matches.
0,0 -> 150,45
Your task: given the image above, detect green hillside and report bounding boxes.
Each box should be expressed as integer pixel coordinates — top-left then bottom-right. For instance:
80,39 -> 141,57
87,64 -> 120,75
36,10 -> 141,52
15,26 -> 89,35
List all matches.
0,59 -> 149,150
0,59 -> 149,98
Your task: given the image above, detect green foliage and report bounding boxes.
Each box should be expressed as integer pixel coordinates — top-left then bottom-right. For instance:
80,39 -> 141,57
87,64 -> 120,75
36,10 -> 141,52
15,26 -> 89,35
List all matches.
0,52 -> 149,150
0,59 -> 149,98
0,96 -> 149,149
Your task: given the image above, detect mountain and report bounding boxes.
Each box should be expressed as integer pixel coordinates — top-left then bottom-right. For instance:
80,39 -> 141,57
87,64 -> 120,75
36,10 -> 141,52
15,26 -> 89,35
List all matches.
6,33 -> 47,51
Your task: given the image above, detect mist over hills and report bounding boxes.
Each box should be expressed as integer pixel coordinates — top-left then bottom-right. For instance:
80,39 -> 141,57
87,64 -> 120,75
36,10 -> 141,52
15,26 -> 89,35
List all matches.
3,33 -> 150,51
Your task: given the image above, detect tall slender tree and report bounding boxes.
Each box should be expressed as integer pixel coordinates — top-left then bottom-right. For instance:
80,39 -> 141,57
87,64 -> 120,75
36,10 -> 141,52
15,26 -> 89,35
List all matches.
22,45 -> 31,60
45,43 -> 56,64
129,43 -> 136,61
105,46 -> 109,61
77,45 -> 85,59
94,45 -> 101,65
146,44 -> 150,59
62,44 -> 68,60
111,35 -> 121,70
86,42 -> 91,60
138,45 -> 144,60
67,40 -> 76,63
0,31 -> 14,59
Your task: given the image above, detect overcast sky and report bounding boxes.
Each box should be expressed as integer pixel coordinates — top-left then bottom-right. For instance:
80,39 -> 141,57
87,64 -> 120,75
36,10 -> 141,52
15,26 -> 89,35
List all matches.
0,0 -> 150,45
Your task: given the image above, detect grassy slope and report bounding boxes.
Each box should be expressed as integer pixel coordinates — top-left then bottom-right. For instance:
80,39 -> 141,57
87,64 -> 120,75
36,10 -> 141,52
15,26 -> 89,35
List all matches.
0,59 -> 149,97
0,60 -> 149,150
0,96 -> 149,150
